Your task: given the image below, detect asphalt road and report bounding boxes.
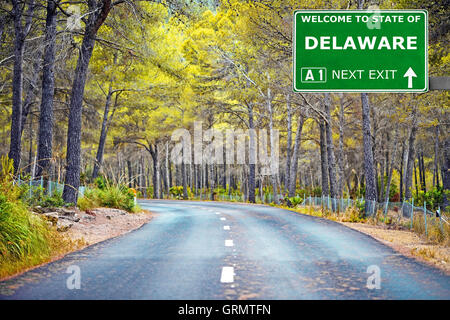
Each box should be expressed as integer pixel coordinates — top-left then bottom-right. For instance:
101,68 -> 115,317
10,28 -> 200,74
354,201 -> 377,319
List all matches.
1,200 -> 449,299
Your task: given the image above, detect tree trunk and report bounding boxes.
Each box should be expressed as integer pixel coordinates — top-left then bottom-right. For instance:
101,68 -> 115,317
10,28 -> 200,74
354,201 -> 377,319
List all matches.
9,0 -> 35,173
324,93 -> 338,201
182,161 -> 188,199
442,138 -> 449,210
63,0 -> 113,204
127,159 -> 132,188
414,160 -> 419,197
248,104 -> 256,203
420,151 -> 426,192
209,163 -> 215,200
165,141 -> 170,193
36,0 -> 57,180
150,144 -> 160,199
319,119 -> 329,196
266,83 -> 279,204
404,107 -> 418,200
384,129 -> 399,204
337,94 -> 346,197
92,86 -> 113,179
379,158 -> 385,201
433,125 -> 440,187
360,93 -> 377,214
400,142 -> 405,201
288,114 -> 305,197
285,93 -> 292,193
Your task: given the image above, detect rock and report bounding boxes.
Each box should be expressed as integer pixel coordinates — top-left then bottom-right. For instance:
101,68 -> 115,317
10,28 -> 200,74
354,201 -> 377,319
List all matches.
57,220 -> 73,232
33,206 -> 56,214
56,207 -> 77,216
85,209 -> 96,216
59,213 -> 80,223
81,214 -> 96,222
41,212 -> 59,226
106,215 -> 112,220
34,206 -> 44,213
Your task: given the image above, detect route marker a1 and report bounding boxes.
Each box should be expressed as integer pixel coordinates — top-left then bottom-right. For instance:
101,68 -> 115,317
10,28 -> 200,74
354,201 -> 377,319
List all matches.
293,10 -> 428,92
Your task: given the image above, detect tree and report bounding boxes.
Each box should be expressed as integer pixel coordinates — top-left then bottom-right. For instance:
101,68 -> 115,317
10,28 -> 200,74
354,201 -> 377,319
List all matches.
36,0 -> 58,180
9,0 -> 35,173
361,93 -> 377,213
63,0 -> 115,203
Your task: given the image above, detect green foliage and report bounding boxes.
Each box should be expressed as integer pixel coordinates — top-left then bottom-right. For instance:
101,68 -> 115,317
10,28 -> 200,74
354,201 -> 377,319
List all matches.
413,186 -> 444,210
147,186 -> 154,198
169,186 -> 184,199
214,186 -> 228,195
377,176 -> 399,202
285,195 -> 303,208
0,156 -> 74,278
355,199 -> 365,214
95,176 -> 107,190
343,207 -> 365,223
77,184 -> 138,213
18,184 -> 65,208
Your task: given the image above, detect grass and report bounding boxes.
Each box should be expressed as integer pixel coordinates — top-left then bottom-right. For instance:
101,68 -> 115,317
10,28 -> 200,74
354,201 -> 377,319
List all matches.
277,201 -> 449,246
0,156 -> 80,279
78,184 -> 140,213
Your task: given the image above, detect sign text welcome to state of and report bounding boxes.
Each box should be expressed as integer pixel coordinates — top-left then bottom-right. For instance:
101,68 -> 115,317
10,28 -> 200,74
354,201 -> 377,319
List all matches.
293,10 -> 428,92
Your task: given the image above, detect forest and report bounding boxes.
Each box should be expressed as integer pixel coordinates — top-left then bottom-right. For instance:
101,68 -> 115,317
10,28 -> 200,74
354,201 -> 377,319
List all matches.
0,0 -> 448,214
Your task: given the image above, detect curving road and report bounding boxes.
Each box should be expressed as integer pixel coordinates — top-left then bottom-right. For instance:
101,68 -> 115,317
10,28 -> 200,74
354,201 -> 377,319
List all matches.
1,200 -> 449,299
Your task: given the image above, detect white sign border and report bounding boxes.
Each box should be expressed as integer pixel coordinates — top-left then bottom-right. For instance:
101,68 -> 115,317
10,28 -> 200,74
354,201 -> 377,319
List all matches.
292,9 -> 429,93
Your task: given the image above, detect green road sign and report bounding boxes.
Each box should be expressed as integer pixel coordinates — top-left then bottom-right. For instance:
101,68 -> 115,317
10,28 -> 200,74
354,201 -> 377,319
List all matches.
293,10 -> 428,92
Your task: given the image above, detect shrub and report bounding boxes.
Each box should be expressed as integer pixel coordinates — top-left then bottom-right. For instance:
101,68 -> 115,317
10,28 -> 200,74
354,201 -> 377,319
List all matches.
413,187 -> 444,210
77,184 -> 139,213
169,186 -> 184,199
18,184 -> 65,208
0,156 -> 75,278
94,175 -> 107,190
286,196 -> 303,207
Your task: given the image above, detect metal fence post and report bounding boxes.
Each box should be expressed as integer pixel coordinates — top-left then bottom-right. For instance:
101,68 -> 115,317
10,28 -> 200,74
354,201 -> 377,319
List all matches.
438,207 -> 444,234
423,201 -> 428,237
384,199 -> 389,219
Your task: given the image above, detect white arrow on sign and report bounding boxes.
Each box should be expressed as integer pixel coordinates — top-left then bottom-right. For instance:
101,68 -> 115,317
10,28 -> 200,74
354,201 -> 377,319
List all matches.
403,67 -> 417,89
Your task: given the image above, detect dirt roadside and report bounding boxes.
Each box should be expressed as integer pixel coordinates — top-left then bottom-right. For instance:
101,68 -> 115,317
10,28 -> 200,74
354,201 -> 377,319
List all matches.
339,221 -> 450,275
0,208 -> 153,282
66,207 -> 154,246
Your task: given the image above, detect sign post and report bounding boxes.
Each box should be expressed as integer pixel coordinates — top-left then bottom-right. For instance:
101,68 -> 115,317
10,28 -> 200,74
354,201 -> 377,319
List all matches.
293,10 -> 428,92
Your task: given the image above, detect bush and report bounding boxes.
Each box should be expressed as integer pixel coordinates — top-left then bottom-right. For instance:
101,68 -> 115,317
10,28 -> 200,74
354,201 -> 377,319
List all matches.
94,176 -> 107,190
0,156 -> 75,278
169,186 -> 184,199
285,196 -> 303,207
342,207 -> 365,223
18,184 -> 65,208
413,186 -> 444,210
77,184 -> 139,213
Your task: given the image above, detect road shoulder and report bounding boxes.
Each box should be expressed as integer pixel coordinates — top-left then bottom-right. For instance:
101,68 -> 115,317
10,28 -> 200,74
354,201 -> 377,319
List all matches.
338,221 -> 450,275
0,208 -> 153,282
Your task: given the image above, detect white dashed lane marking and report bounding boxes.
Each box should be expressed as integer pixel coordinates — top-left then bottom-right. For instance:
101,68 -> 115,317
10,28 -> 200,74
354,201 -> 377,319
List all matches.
223,226 -> 230,230
220,267 -> 234,283
220,217 -> 226,221
225,239 -> 234,247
